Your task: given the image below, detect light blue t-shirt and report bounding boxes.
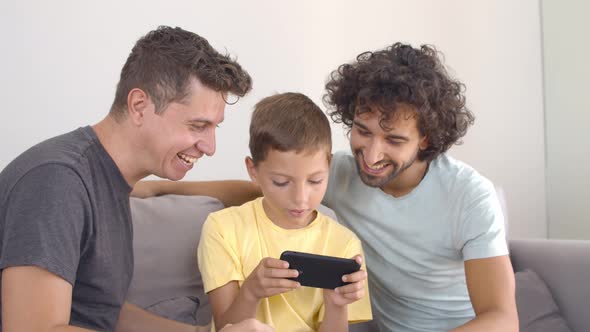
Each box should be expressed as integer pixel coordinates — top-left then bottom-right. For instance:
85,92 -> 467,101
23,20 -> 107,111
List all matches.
323,152 -> 508,332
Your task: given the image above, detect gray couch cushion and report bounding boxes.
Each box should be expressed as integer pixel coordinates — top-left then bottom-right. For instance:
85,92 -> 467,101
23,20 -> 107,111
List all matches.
144,296 -> 200,325
127,195 -> 224,325
510,239 -> 590,332
515,269 -> 572,332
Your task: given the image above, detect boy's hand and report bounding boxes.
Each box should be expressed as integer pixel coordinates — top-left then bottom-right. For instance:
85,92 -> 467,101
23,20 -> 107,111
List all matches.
242,257 -> 300,301
323,255 -> 367,307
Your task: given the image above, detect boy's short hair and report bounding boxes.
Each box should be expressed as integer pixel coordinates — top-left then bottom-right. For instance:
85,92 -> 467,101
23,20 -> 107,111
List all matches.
249,92 -> 331,165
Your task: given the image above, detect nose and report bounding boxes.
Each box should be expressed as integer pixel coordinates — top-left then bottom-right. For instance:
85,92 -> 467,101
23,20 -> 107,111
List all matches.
292,182 -> 309,206
196,129 -> 216,156
363,138 -> 384,165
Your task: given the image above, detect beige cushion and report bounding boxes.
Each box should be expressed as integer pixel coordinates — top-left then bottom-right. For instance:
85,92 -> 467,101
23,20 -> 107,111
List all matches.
127,195 -> 224,325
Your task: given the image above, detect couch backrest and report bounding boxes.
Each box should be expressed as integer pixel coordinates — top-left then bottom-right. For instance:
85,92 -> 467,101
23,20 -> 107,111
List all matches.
128,195 -> 224,325
510,239 -> 590,332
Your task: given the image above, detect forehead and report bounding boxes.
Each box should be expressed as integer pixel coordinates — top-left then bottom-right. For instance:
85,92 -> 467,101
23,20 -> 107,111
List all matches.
355,103 -> 419,132
260,148 -> 330,174
175,79 -> 226,123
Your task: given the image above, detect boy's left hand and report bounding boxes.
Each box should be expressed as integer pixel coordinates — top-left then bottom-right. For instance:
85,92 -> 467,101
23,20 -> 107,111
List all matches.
323,255 -> 367,307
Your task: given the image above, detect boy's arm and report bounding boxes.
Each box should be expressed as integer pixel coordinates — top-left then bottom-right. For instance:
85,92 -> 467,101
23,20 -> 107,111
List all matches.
319,255 -> 368,332
131,180 -> 262,207
318,302 -> 348,332
208,258 -> 300,329
209,281 -> 257,328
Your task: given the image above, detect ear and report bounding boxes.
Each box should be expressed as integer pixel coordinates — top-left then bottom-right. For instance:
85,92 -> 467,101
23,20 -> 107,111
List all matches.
127,88 -> 153,126
245,156 -> 258,184
419,135 -> 429,151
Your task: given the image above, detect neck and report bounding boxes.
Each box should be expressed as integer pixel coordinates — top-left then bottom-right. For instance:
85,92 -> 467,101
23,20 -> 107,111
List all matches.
381,159 -> 429,197
92,115 -> 146,187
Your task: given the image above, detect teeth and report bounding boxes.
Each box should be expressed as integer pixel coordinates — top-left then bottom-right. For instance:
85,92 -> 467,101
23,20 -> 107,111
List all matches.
177,153 -> 197,164
367,163 -> 388,171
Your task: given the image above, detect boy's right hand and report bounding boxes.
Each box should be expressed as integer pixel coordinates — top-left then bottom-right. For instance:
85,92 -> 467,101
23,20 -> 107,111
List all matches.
242,257 -> 300,301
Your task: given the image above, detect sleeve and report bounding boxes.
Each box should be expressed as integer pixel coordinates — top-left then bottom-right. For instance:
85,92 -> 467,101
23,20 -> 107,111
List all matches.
0,164 -> 91,285
318,235 -> 373,324
458,180 -> 509,261
197,210 -> 244,293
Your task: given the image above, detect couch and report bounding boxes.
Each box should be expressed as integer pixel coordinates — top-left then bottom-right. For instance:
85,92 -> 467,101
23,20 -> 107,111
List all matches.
127,194 -> 590,332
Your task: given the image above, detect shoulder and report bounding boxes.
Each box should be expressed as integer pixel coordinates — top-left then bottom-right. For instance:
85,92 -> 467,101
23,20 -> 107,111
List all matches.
431,154 -> 496,200
3,163 -> 88,203
317,211 -> 360,242
331,151 -> 355,172
205,198 -> 258,228
326,151 -> 358,193
1,128 -> 98,187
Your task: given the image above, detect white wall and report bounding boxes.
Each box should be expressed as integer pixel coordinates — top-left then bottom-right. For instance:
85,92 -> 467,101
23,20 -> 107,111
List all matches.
0,0 -> 545,238
542,0 -> 590,239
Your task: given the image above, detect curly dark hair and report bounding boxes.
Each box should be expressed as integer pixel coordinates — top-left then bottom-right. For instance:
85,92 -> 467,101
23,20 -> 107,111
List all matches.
324,42 -> 474,161
110,26 -> 252,119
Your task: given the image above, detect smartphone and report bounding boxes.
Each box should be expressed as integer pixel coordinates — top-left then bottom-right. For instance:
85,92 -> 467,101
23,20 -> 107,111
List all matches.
280,250 -> 361,289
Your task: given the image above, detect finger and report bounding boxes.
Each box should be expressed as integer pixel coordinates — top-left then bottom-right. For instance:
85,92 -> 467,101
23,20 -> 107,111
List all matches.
336,280 -> 364,294
264,267 -> 299,279
342,269 -> 367,283
350,254 -> 363,265
262,257 -> 290,269
263,277 -> 301,289
337,287 -> 365,300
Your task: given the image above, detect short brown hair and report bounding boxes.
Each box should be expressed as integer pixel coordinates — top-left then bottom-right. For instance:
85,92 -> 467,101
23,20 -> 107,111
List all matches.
110,26 -> 252,119
249,93 -> 331,165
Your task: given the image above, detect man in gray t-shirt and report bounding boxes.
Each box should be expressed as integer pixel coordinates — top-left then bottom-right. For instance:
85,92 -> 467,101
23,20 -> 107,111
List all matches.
0,127 -> 133,331
0,26 -> 272,332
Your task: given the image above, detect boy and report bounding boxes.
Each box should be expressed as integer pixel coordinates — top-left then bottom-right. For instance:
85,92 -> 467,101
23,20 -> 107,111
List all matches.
197,93 -> 372,331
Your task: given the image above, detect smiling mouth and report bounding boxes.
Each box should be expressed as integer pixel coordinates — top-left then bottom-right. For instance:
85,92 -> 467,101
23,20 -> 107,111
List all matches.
177,152 -> 198,166
361,159 -> 391,175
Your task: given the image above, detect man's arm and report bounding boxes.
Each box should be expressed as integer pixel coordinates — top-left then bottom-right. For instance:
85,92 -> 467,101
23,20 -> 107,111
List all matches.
131,180 -> 261,207
451,255 -> 518,332
1,266 -> 96,332
115,302 -> 207,332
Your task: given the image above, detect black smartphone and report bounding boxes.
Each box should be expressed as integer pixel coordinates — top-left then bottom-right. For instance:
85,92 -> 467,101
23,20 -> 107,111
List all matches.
280,250 -> 361,289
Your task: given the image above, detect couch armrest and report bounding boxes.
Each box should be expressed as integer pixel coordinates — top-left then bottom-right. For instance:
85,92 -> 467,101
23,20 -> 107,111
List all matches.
509,239 -> 590,332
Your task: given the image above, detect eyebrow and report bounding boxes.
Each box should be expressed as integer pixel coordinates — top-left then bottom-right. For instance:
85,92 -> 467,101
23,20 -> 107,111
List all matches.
353,120 -> 410,141
187,118 -> 224,126
269,170 -> 328,178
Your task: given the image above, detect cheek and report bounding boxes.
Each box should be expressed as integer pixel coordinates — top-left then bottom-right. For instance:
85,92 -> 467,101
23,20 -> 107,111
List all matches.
312,184 -> 329,203
349,132 -> 361,147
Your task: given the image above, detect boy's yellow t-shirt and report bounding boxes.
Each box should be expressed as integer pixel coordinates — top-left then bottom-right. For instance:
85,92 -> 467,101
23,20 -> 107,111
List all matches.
197,197 -> 372,331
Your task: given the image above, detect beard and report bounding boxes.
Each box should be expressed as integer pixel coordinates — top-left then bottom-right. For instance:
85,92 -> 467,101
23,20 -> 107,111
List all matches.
353,149 -> 418,188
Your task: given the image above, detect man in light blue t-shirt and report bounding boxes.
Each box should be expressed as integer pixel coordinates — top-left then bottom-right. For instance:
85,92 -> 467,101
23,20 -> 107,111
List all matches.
321,43 -> 518,331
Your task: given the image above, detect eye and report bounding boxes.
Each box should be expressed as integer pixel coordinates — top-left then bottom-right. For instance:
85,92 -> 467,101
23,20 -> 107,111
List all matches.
189,123 -> 206,132
308,179 -> 324,185
386,139 -> 403,146
356,127 -> 370,137
272,180 -> 289,187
